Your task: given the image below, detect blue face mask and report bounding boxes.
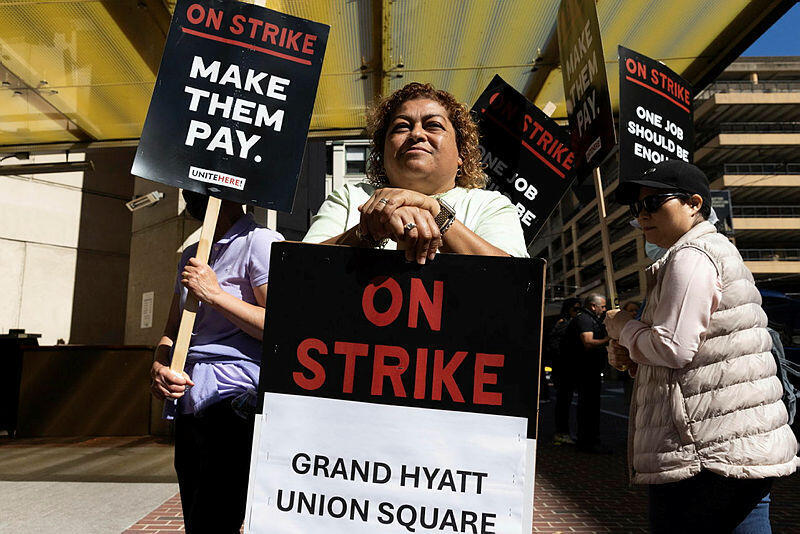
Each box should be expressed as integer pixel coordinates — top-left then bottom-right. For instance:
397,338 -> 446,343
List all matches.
645,241 -> 666,261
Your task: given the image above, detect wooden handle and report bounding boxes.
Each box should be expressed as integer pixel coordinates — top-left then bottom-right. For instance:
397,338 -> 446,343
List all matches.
593,167 -> 618,308
170,195 -> 222,373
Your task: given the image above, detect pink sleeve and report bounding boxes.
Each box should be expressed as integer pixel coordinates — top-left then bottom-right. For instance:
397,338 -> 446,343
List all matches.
619,247 -> 721,369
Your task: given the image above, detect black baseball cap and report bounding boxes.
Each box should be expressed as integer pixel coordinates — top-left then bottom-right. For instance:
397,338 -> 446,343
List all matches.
616,160 -> 711,209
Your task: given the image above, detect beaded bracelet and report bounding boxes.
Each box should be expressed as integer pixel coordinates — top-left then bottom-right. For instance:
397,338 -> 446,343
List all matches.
355,226 -> 388,249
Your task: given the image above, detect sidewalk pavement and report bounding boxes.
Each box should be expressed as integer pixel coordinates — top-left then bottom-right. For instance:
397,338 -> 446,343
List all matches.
0,436 -> 177,534
531,384 -> 800,532
2,382 -> 799,533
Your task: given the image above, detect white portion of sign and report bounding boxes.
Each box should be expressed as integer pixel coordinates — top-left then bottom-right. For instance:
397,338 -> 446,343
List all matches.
245,393 -> 532,534
188,165 -> 246,190
140,291 -> 154,329
523,439 -> 536,530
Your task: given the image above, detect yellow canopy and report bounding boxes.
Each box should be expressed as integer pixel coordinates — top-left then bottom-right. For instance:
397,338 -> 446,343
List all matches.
0,0 -> 792,148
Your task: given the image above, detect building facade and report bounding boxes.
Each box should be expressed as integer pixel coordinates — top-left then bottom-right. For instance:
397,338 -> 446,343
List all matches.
4,57 -> 798,344
536,56 -> 800,307
0,149 -> 135,345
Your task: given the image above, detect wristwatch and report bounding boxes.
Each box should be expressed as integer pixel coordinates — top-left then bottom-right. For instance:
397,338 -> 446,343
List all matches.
434,198 -> 456,236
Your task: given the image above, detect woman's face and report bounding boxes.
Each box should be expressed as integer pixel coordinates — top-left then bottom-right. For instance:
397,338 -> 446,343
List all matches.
635,186 -> 701,248
383,98 -> 462,194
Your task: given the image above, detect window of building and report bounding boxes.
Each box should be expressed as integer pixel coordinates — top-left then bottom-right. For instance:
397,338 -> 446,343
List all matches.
345,145 -> 369,175
616,272 -> 640,301
553,257 -> 564,277
612,240 -> 638,272
563,230 -> 573,248
579,259 -> 605,288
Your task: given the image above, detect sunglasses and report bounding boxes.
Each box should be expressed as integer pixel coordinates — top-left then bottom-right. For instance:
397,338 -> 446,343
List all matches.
628,192 -> 690,218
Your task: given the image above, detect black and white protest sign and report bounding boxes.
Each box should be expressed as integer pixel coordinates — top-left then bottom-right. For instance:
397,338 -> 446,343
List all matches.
132,0 -> 329,211
618,46 -> 693,182
472,75 -> 578,245
711,190 -> 733,236
245,243 -> 544,533
556,0 -> 616,176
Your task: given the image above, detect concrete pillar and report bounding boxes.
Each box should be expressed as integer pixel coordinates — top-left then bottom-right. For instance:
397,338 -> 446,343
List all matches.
0,148 -> 134,345
331,143 -> 346,194
124,179 -> 199,346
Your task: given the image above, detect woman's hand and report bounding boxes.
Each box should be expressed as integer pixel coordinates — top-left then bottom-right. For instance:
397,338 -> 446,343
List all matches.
150,360 -> 194,401
386,206 -> 442,264
358,187 -> 440,239
181,258 -> 223,305
604,309 -> 635,339
608,339 -> 634,372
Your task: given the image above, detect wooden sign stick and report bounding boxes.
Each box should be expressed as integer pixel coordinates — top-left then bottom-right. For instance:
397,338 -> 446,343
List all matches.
593,167 -> 618,308
170,195 -> 222,373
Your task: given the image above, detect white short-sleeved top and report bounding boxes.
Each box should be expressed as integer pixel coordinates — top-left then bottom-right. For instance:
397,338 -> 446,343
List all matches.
302,182 -> 529,258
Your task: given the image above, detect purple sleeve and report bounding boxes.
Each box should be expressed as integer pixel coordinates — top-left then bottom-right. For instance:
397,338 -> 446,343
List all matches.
248,228 -> 284,288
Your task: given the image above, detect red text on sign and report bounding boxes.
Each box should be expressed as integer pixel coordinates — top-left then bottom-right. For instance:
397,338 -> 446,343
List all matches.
292,339 -> 505,406
361,277 -> 444,331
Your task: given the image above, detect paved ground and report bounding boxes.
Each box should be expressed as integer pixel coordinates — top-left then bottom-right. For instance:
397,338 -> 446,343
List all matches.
0,436 -> 177,534
3,381 -> 799,533
531,382 -> 800,533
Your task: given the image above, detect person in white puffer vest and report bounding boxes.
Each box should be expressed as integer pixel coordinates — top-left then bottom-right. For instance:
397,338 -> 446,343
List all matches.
604,160 -> 799,534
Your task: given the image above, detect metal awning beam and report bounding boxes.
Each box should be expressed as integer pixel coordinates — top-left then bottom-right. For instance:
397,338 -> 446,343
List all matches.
0,63 -> 94,143
374,0 -> 391,101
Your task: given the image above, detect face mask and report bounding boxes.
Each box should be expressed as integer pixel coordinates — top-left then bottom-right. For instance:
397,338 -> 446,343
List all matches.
707,207 -> 719,226
645,241 -> 666,261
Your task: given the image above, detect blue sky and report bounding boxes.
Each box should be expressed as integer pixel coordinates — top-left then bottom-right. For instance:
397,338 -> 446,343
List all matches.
743,3 -> 800,56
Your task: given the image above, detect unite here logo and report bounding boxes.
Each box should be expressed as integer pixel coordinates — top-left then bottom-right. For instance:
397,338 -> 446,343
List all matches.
188,166 -> 246,190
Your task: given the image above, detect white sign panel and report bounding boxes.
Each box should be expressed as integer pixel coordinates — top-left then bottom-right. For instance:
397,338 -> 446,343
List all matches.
245,393 -> 533,534
140,291 -> 154,329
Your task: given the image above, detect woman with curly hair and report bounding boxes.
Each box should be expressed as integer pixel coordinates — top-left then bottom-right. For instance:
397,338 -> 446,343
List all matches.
303,82 -> 528,260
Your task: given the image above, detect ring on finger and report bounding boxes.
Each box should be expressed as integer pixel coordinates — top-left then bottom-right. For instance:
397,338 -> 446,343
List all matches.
379,198 -> 390,205
404,222 -> 417,231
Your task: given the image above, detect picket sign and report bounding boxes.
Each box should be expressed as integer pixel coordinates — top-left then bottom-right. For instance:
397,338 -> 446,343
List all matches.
245,243 -> 545,533
471,76 -> 578,246
170,195 -> 221,373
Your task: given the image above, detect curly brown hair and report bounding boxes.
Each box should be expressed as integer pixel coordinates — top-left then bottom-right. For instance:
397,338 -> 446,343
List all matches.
365,82 -> 486,189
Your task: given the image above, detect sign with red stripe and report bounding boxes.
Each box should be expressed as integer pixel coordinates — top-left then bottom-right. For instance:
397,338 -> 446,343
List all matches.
618,45 -> 694,183
471,75 -> 578,246
132,0 -> 329,211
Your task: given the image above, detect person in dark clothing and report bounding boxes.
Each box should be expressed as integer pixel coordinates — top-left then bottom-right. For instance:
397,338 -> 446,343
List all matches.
561,293 -> 610,453
551,298 -> 583,445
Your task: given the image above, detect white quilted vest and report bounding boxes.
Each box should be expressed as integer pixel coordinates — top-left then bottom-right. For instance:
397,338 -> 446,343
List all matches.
630,221 -> 799,484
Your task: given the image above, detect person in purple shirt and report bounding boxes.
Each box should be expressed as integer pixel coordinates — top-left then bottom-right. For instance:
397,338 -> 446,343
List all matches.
150,191 -> 283,534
